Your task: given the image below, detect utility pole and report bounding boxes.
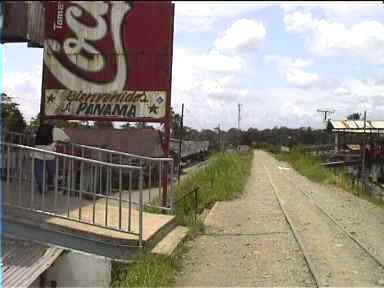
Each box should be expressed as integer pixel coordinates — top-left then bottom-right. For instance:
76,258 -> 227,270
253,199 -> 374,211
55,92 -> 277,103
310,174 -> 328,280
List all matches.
215,124 -> 221,152
218,124 -> 221,152
317,109 -> 335,124
317,109 -> 335,144
177,104 -> 184,183
238,104 -> 242,130
361,110 -> 367,194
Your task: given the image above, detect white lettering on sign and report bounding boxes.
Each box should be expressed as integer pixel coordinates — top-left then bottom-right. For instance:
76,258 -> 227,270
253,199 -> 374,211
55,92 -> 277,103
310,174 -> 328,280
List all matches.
54,2 -> 64,31
45,90 -> 167,119
45,1 -> 132,92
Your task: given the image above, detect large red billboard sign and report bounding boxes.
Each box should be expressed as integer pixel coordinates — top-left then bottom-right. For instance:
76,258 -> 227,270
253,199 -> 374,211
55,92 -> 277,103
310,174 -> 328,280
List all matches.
42,1 -> 174,122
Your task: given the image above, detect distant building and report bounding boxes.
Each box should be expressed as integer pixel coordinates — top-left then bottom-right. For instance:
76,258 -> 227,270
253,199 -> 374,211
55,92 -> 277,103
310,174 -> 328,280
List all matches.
237,145 -> 250,153
64,127 -> 165,158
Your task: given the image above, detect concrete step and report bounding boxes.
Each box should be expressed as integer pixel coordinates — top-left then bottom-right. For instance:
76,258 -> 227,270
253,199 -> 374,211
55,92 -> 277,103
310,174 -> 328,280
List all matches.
151,226 -> 189,256
4,206 -> 176,261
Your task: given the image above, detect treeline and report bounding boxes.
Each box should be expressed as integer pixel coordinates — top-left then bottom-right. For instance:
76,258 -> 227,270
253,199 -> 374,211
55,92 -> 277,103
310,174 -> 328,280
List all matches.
176,126 -> 331,151
2,94 -> 330,149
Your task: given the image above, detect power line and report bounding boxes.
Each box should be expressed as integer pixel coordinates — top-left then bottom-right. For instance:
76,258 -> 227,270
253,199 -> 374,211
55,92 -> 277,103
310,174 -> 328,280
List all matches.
238,103 -> 242,130
178,103 -> 184,183
317,109 -> 335,123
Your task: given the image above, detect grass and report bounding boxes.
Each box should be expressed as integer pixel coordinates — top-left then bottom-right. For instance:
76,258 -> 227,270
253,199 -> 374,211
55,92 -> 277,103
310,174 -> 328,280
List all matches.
274,148 -> 337,185
111,151 -> 254,287
272,147 -> 384,209
175,151 -> 253,226
112,244 -> 188,288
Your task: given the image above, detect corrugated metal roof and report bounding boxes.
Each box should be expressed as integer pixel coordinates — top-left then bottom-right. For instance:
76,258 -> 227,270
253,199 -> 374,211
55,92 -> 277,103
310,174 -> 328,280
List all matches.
170,139 -> 209,158
2,237 -> 63,288
330,120 -> 347,129
64,127 -> 165,158
329,120 -> 384,133
371,121 -> 384,129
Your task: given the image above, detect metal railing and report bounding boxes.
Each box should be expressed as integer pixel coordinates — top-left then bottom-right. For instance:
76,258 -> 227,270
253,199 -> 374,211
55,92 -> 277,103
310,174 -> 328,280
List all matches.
60,142 -> 175,211
3,130 -> 175,211
175,186 -> 200,225
1,142 -> 145,245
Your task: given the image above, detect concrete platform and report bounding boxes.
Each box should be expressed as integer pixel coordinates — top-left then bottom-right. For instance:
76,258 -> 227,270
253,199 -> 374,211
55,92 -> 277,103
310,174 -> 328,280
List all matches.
152,226 -> 189,256
3,182 -> 176,259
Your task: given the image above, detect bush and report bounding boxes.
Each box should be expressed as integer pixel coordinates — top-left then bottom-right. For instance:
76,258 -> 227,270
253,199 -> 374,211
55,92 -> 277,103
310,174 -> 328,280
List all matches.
175,151 -> 253,226
274,148 -> 336,185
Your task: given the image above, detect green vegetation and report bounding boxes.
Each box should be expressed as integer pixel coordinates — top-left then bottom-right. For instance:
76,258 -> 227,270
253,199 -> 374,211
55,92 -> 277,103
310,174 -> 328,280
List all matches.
1,93 -> 27,132
112,151 -> 254,287
274,148 -> 336,185
175,151 -> 253,226
272,147 -> 384,209
112,245 -> 188,288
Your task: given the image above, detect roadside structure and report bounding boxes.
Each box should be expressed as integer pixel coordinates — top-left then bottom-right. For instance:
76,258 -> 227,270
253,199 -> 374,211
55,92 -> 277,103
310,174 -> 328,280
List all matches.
327,120 -> 384,196
1,1 -> 178,287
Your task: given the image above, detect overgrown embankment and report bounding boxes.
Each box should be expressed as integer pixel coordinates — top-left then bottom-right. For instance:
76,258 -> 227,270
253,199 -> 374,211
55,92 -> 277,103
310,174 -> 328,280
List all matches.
271,148 -> 384,205
112,151 -> 254,288
274,149 -> 337,185
175,151 -> 253,227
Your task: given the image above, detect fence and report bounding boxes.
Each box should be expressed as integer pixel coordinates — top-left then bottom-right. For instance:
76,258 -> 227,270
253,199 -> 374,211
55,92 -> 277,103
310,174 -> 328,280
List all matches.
175,186 -> 200,225
60,142 -> 175,211
3,130 -> 175,211
1,142 -> 145,245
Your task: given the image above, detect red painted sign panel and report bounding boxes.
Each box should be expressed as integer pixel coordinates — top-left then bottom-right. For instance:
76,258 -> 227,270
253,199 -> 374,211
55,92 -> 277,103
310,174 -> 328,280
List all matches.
42,1 -> 174,122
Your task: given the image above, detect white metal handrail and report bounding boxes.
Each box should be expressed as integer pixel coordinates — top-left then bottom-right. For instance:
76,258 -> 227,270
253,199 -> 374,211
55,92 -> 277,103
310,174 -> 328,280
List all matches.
63,142 -> 175,211
3,130 -> 175,211
1,142 -> 145,245
69,142 -> 173,162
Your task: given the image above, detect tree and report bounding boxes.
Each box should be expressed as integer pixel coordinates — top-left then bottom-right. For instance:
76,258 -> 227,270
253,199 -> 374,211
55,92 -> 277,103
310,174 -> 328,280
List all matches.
1,93 -> 26,132
29,113 -> 41,129
225,128 -> 242,147
171,107 -> 182,138
29,112 -> 82,129
347,113 -> 361,120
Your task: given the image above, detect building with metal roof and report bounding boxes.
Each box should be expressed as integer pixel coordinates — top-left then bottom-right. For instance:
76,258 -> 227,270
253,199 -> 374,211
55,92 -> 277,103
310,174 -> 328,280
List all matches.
328,120 -> 384,134
170,138 -> 209,159
2,237 -> 63,288
64,127 -> 166,158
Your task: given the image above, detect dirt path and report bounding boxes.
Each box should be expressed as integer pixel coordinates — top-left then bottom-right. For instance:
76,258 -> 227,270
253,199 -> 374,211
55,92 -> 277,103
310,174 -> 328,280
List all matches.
175,150 -> 384,287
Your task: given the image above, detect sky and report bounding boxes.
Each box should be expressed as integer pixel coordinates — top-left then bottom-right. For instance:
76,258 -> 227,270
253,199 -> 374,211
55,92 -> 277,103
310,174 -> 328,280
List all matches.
3,1 -> 384,131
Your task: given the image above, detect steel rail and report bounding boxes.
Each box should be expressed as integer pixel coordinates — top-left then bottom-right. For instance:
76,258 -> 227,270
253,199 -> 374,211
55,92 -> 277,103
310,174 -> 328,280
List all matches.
280,168 -> 384,270
262,163 -> 321,288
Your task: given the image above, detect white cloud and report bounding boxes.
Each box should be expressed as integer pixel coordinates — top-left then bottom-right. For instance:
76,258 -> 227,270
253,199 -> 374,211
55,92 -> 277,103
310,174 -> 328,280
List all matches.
284,10 -> 384,62
333,86 -> 350,96
327,77 -> 384,118
172,47 -> 251,130
172,48 -> 244,94
265,55 -> 319,88
284,69 -> 319,88
214,19 -> 266,52
3,68 -> 42,122
175,2 -> 274,33
197,50 -> 244,73
284,11 -> 316,32
280,2 -> 383,22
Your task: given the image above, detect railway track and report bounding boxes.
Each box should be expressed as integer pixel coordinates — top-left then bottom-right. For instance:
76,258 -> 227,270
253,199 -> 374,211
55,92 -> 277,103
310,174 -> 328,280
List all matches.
262,162 -> 384,287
